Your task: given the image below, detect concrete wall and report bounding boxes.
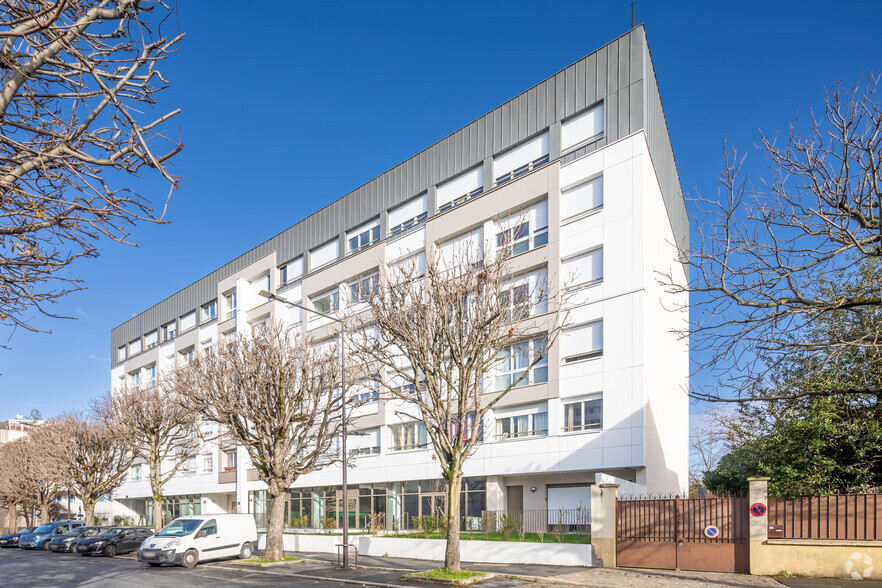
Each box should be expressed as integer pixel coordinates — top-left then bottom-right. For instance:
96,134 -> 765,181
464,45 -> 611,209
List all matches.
258,532 -> 593,566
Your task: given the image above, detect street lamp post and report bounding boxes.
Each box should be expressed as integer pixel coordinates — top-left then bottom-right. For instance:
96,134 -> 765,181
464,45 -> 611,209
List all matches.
258,290 -> 351,569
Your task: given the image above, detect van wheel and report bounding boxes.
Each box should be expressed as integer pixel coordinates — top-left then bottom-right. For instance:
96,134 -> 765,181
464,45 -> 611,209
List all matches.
104,544 -> 117,557
239,542 -> 253,559
181,549 -> 198,568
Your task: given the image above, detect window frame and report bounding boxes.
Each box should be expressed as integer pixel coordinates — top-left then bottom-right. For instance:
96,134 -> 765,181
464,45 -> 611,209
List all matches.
563,397 -> 603,432
495,336 -> 549,390
389,422 -> 429,452
348,224 -> 381,254
201,300 -> 218,324
349,271 -> 379,304
311,288 -> 340,314
495,411 -> 548,440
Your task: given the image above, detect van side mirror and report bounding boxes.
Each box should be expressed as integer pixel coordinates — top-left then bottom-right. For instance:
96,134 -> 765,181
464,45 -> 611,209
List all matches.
197,529 -> 208,538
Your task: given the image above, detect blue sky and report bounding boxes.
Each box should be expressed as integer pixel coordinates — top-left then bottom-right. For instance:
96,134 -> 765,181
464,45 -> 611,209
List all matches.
1,0 -> 880,419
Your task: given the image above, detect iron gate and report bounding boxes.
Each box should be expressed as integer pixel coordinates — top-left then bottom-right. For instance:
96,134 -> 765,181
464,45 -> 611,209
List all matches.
616,496 -> 749,573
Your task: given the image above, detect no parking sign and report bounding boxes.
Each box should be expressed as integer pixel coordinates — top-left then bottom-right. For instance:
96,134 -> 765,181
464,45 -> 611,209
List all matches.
750,503 -> 767,517
704,525 -> 720,538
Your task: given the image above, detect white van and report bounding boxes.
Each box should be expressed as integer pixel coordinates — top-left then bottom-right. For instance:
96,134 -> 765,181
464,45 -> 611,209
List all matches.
137,514 -> 257,568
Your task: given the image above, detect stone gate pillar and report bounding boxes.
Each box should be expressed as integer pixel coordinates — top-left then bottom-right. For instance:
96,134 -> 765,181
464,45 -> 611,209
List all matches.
747,476 -> 770,574
590,483 -> 618,567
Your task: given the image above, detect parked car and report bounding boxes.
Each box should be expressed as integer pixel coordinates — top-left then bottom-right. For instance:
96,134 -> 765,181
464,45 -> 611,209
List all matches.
138,514 -> 257,568
0,528 -> 35,548
47,526 -> 106,553
76,527 -> 153,557
18,521 -> 85,549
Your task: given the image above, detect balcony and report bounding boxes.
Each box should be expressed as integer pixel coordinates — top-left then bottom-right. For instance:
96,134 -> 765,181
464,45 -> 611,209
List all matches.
218,469 -> 236,484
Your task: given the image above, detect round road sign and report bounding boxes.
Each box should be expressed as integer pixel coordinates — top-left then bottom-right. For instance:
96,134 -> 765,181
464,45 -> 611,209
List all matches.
704,525 -> 720,538
750,503 -> 767,517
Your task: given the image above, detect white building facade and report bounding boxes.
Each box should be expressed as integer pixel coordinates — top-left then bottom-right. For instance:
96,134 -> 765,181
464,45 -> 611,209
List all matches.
111,26 -> 688,530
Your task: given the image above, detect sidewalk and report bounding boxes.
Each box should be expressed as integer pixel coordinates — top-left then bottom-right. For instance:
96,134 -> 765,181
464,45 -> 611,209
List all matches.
209,550 -> 788,587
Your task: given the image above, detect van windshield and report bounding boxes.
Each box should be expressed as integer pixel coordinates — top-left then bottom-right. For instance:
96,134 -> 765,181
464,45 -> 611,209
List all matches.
157,519 -> 202,537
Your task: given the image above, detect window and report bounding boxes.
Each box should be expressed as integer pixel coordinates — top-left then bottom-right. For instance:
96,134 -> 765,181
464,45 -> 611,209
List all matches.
146,365 -> 157,388
201,300 -> 217,324
280,257 -> 303,286
496,337 -> 548,390
145,331 -> 158,349
129,338 -> 142,355
202,456 -> 213,474
389,422 -> 428,452
118,346 -> 127,362
312,289 -> 339,314
563,398 -> 603,431
131,371 -> 141,390
225,291 -> 237,320
349,428 -> 381,457
310,239 -> 339,270
349,223 -> 380,253
224,450 -> 237,471
180,311 -> 196,332
162,321 -> 177,342
493,133 -> 549,186
440,228 -> 484,270
224,330 -> 238,343
496,411 -> 548,439
390,368 -> 426,396
561,104 -> 604,152
352,379 -> 380,406
562,176 -> 603,220
563,248 -> 603,290
495,201 -> 548,256
437,167 -> 483,213
499,283 -> 531,321
349,271 -> 379,304
561,321 -> 603,363
389,195 -> 428,236
130,465 -> 141,481
448,413 -> 483,443
178,347 -> 195,366
182,456 -> 196,476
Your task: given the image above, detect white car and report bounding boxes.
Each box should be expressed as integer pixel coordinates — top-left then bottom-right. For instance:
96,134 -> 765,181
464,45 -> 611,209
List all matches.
137,514 -> 257,568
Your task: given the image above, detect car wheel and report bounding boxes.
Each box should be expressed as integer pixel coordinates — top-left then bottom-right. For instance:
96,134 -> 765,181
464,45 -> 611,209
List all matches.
42,542 -> 50,551
147,562 -> 162,567
181,549 -> 198,569
104,544 -> 117,557
69,543 -> 78,553
238,542 -> 253,559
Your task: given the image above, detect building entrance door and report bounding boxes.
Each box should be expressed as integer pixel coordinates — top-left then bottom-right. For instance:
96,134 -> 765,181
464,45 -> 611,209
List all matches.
507,486 -> 523,511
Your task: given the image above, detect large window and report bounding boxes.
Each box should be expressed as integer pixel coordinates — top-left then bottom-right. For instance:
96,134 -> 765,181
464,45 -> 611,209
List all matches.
563,398 -> 603,432
349,223 -> 380,254
389,195 -> 428,236
349,271 -> 379,304
496,337 -> 548,390
561,104 -> 604,152
201,300 -> 217,324
162,321 -> 177,342
312,288 -> 340,314
493,133 -> 549,187
389,422 -> 428,452
437,167 -> 483,213
147,494 -> 200,527
561,321 -> 603,363
495,411 -> 548,439
561,176 -> 603,221
225,291 -> 237,320
349,428 -> 381,457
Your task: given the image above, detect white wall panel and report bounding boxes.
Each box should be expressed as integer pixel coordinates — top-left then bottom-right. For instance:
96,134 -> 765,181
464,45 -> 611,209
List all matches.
493,133 -> 549,179
310,240 -> 339,270
436,167 -> 483,208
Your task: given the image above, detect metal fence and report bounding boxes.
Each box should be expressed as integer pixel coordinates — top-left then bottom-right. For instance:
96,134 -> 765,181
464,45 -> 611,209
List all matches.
768,493 -> 882,540
480,509 -> 590,535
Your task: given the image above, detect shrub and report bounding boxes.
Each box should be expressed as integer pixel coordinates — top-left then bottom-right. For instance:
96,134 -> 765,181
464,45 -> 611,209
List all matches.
500,514 -> 518,541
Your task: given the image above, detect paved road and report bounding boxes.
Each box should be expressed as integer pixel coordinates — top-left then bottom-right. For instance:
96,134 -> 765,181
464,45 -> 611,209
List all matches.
0,548 -> 336,587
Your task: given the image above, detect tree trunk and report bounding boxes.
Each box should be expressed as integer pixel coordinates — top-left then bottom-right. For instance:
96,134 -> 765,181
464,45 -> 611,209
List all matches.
264,490 -> 287,561
83,500 -> 96,527
444,469 -> 464,572
7,501 -> 18,533
153,495 -> 164,533
40,500 -> 52,524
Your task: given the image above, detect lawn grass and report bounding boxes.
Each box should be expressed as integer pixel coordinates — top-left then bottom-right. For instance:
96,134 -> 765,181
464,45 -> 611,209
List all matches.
421,568 -> 483,580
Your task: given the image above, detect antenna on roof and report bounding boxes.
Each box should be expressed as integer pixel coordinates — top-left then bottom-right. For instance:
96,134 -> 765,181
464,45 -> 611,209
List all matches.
631,2 -> 637,27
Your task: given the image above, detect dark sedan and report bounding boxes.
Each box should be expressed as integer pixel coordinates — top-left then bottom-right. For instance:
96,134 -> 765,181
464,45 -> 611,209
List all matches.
48,526 -> 105,553
0,528 -> 35,548
76,527 -> 153,557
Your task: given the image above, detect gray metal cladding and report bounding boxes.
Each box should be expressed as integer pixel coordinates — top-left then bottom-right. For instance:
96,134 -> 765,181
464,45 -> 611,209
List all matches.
111,25 -> 685,361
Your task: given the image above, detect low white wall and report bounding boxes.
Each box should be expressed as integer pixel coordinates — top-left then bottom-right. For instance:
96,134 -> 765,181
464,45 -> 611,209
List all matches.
258,533 -> 592,566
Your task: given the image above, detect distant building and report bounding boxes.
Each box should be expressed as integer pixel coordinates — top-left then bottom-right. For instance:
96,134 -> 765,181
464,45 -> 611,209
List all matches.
0,414 -> 40,445
111,25 -> 688,529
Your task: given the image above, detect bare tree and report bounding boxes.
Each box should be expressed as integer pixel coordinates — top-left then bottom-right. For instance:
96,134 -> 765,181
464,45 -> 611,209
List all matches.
20,425 -> 64,524
0,1 -> 184,334
0,438 -> 35,531
688,408 -> 737,491
98,385 -> 199,532
662,77 -> 882,402
351,236 -> 565,572
168,322 -> 347,561
48,412 -> 134,525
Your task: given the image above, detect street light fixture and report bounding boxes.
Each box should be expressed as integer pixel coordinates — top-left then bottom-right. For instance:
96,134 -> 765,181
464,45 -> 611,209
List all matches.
258,289 -> 352,569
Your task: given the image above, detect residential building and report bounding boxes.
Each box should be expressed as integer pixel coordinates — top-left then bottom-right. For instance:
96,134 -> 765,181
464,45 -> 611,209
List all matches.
0,414 -> 40,445
110,26 -> 688,529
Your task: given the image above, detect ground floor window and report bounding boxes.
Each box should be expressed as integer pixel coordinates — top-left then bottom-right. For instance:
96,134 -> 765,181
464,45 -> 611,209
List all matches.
146,494 -> 201,527
248,477 -> 486,532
